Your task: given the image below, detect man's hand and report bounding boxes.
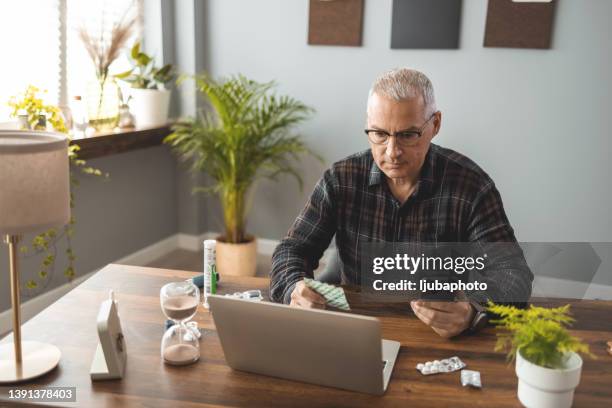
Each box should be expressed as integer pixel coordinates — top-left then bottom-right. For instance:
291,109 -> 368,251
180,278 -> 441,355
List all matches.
289,280 -> 326,309
410,300 -> 475,338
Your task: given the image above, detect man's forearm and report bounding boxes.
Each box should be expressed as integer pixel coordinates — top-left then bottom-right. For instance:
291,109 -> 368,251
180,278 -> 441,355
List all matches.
270,169 -> 338,303
467,251 -> 533,306
270,238 -> 314,304
467,183 -> 534,305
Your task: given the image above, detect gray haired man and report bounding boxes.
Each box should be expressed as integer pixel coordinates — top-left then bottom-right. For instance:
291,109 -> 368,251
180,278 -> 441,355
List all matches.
270,68 -> 532,338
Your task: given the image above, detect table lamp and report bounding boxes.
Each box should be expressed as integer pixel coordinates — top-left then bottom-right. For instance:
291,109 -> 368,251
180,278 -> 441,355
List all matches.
0,130 -> 70,383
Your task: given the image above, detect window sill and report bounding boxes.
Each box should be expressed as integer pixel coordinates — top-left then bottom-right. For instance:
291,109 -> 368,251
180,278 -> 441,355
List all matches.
70,125 -> 172,160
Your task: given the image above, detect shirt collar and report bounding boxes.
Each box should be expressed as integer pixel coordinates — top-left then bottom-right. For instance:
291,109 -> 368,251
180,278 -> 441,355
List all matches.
368,145 -> 437,197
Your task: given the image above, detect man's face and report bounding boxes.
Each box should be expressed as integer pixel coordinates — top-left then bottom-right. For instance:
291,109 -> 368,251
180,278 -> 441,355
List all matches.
366,93 -> 441,180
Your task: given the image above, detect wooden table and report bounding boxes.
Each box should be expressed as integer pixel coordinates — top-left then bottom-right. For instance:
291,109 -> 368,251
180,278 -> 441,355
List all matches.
1,264 -> 611,407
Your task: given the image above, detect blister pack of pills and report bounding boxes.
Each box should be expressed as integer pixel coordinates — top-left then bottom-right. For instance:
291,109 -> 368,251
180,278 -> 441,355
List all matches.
416,356 -> 466,375
460,369 -> 482,388
224,289 -> 264,301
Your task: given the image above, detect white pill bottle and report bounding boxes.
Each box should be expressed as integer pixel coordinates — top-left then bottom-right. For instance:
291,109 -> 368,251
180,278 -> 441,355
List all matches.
203,239 -> 217,308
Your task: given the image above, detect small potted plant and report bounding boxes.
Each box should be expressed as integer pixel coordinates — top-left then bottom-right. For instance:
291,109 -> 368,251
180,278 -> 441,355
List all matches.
7,84 -> 107,288
164,74 -> 317,277
488,302 -> 594,408
116,42 -> 174,128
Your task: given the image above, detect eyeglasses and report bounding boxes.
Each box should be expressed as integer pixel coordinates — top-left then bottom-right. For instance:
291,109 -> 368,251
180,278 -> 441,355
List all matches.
364,112 -> 437,147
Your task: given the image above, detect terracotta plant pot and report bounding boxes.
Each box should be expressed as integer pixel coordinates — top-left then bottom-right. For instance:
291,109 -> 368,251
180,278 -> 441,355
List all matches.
215,235 -> 257,277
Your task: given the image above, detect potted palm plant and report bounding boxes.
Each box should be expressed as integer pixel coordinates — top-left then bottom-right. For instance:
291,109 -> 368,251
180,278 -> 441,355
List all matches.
116,42 -> 174,128
164,74 -> 316,276
488,302 -> 594,408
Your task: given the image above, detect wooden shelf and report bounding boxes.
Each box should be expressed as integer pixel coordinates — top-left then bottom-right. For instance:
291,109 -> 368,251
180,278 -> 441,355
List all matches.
69,125 -> 172,160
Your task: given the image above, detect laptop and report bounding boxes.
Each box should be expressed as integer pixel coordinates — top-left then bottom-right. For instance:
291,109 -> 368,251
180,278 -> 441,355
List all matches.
208,294 -> 400,395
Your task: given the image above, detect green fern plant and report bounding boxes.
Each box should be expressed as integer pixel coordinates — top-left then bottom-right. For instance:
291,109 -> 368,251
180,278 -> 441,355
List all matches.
164,74 -> 318,243
487,302 -> 594,369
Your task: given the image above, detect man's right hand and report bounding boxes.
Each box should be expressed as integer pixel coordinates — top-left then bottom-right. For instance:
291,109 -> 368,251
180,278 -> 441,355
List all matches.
289,280 -> 326,309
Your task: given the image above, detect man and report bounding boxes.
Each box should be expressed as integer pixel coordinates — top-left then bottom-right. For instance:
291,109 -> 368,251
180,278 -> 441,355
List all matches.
270,68 -> 532,338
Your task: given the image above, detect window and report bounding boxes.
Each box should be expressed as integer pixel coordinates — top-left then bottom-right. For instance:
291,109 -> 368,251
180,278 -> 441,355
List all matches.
0,0 -> 60,119
0,0 -> 142,121
66,0 -> 142,103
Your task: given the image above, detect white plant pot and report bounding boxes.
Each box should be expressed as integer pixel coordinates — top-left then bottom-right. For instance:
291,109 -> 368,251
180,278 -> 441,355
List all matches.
129,88 -> 171,128
515,349 -> 582,408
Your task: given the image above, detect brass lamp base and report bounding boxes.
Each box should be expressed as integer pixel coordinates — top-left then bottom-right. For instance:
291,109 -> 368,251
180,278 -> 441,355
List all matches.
0,341 -> 61,383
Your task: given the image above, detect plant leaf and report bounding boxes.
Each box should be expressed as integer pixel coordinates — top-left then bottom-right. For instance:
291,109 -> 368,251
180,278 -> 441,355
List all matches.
115,69 -> 134,79
131,41 -> 140,59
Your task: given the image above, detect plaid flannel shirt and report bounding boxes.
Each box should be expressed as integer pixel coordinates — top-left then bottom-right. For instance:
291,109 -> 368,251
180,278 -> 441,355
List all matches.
270,144 -> 533,305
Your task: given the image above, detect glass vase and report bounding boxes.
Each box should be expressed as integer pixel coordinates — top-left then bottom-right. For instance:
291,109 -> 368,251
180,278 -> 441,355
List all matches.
86,76 -> 120,132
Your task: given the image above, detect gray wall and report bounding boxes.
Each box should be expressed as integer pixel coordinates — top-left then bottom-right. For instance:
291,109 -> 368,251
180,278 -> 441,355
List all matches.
200,0 -> 612,242
0,146 -> 178,316
145,0 -> 212,235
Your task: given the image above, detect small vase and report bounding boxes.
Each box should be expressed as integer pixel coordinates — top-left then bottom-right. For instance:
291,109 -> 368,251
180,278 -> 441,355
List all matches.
86,76 -> 120,132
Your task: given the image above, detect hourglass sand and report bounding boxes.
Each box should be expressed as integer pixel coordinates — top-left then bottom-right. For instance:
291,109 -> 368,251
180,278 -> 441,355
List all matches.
160,281 -> 200,365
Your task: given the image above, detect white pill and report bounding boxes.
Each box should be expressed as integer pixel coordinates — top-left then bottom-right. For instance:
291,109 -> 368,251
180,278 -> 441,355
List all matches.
433,360 -> 441,365
416,363 -> 425,370
425,361 -> 433,367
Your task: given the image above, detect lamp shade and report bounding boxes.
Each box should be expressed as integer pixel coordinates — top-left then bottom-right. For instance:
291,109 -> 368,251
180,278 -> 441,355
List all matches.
0,130 -> 70,235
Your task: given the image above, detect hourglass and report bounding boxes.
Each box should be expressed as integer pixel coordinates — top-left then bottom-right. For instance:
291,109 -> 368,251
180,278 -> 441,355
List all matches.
160,281 -> 200,365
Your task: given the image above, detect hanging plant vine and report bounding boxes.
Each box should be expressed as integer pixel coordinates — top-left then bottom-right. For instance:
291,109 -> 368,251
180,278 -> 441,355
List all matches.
7,85 -> 108,296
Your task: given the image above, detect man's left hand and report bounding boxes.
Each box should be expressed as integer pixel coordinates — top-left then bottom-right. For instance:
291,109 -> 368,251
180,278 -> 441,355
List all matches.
410,300 -> 475,338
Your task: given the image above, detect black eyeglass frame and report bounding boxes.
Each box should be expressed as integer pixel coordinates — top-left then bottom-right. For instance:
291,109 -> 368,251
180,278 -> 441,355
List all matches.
364,111 -> 438,147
